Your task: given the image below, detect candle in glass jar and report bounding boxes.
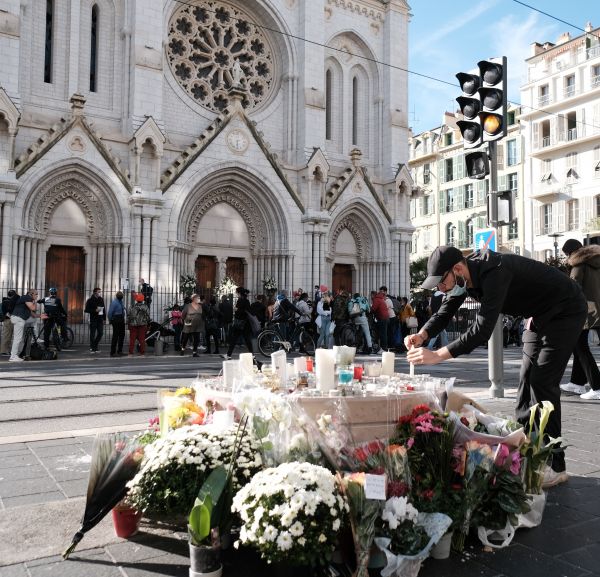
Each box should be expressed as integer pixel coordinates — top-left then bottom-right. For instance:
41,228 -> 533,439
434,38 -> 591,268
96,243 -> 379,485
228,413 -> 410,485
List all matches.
306,357 -> 314,372
239,353 -> 254,376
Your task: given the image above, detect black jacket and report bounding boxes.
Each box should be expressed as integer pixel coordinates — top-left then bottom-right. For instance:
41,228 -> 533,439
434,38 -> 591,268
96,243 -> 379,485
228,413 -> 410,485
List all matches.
423,249 -> 585,357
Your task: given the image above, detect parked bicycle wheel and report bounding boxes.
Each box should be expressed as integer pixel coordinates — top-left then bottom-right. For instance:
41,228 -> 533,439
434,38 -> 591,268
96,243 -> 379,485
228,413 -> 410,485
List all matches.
51,327 -> 62,352
299,330 -> 315,356
62,327 -> 75,348
257,329 -> 285,357
340,323 -> 357,347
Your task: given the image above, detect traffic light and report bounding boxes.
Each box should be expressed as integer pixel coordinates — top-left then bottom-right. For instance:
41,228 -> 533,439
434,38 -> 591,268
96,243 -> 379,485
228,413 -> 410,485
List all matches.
465,151 -> 489,179
456,70 -> 482,149
478,57 -> 507,142
488,190 -> 515,226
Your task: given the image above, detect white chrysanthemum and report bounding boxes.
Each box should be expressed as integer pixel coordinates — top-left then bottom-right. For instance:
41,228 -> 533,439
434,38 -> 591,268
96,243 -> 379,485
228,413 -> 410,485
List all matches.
276,531 -> 293,551
289,521 -> 304,537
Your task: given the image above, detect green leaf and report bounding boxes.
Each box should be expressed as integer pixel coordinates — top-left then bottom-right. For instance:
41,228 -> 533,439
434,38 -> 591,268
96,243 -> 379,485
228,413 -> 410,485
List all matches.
188,494 -> 212,545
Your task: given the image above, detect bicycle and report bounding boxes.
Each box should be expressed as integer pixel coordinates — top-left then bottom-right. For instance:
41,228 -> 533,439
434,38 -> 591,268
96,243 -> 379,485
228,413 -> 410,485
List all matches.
43,317 -> 74,350
257,320 -> 315,357
338,315 -> 380,353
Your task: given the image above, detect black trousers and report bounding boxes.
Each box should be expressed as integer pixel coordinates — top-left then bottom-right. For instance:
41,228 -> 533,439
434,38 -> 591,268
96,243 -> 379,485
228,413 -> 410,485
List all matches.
110,318 -> 125,355
226,323 -> 253,356
516,296 -> 586,473
89,317 -> 104,351
570,329 -> 600,390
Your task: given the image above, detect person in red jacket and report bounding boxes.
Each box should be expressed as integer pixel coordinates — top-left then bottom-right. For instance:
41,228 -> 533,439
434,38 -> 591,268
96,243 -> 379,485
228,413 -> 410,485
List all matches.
371,288 -> 390,351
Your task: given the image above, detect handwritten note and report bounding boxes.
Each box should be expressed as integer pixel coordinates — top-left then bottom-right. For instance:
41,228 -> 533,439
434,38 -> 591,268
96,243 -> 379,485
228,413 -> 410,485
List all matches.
364,474 -> 387,500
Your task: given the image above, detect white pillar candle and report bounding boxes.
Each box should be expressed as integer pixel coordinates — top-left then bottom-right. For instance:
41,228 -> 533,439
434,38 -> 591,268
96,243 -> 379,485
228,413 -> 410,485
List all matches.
212,409 -> 235,430
409,361 -> 415,377
315,348 -> 336,392
381,351 -> 395,376
223,360 -> 239,389
238,353 -> 254,376
271,350 -> 287,384
294,356 -> 307,374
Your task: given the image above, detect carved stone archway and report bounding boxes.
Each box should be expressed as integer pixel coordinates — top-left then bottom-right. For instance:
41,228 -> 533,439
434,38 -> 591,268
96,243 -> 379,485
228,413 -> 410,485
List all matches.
330,213 -> 372,260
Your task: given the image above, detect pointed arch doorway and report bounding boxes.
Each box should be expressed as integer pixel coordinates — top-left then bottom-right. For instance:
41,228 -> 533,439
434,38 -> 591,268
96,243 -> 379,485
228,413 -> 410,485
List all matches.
45,245 -> 86,322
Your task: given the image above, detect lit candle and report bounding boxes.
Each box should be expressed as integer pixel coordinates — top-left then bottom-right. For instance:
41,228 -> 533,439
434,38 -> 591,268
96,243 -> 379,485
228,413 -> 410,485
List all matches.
381,351 -> 395,376
223,360 -> 239,388
294,356 -> 307,374
315,349 -> 336,392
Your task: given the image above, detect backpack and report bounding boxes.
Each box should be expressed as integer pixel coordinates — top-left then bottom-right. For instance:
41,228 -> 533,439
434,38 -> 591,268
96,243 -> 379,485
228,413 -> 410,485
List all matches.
350,301 -> 362,318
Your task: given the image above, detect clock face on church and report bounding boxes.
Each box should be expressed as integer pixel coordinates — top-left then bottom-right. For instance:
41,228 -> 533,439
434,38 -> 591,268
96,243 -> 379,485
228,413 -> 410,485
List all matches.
226,129 -> 249,154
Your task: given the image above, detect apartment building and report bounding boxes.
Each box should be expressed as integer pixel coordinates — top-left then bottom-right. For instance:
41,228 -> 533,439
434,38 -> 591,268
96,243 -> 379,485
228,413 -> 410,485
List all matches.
408,108 -> 525,261
520,24 -> 600,259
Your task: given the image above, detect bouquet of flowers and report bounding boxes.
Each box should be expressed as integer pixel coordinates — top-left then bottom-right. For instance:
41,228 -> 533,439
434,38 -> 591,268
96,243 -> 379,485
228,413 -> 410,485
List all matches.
158,387 -> 205,435
520,401 -> 564,495
374,497 -> 452,577
232,462 -> 348,569
473,443 -> 530,548
262,276 -> 277,292
216,276 -> 238,299
339,472 -> 383,577
126,424 -> 262,515
452,440 -> 495,551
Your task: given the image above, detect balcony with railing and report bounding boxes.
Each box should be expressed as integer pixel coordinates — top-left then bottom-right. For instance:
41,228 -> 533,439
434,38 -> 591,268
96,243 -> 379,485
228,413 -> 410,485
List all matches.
538,94 -> 551,107
587,45 -> 600,59
592,75 -> 600,89
563,85 -> 577,98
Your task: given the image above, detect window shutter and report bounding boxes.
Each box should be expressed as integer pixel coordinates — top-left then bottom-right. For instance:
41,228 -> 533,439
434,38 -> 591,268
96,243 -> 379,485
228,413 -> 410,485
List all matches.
438,191 -> 446,214
498,174 -> 507,192
477,181 -> 486,205
456,154 -> 465,179
556,201 -> 564,231
438,160 -> 446,184
579,107 -> 586,138
477,215 -> 487,229
533,205 -> 540,236
516,137 -> 522,164
496,144 -> 504,170
458,221 -> 466,247
533,123 -> 539,148
457,185 -> 465,209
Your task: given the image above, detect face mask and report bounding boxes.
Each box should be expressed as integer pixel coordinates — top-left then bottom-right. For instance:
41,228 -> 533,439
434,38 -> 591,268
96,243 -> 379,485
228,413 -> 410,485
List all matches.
117,296 -> 123,300
447,274 -> 467,298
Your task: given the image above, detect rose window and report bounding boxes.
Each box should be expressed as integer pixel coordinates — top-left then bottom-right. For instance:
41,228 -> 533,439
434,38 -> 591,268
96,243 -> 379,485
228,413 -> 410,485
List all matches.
167,1 -> 276,113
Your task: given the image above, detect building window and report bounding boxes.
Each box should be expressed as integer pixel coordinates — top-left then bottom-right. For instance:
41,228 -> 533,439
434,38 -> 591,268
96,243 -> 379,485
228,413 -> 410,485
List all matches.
44,0 -> 54,83
465,184 -> 474,208
445,158 -> 453,182
446,188 -> 455,212
506,139 -> 518,166
422,194 -> 431,215
507,110 -> 516,125
508,220 -> 518,240
566,111 -> 577,140
325,69 -> 332,140
446,222 -> 456,246
564,74 -> 576,97
351,76 -> 358,145
596,195 -> 600,217
543,204 -> 552,234
411,233 -> 418,253
566,151 -> 578,169
90,5 -> 99,92
410,198 -> 417,219
538,84 -> 549,106
594,146 -> 600,178
567,200 -> 579,230
541,158 -> 552,182
541,120 -> 551,147
445,133 -> 453,146
466,219 -> 474,247
423,163 -> 430,185
593,64 -> 600,88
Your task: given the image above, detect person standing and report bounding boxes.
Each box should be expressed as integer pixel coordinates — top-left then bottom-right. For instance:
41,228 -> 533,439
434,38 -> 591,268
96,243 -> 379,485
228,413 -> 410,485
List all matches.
108,291 -> 126,357
371,288 -> 389,351
219,295 -> 233,345
169,304 -> 183,351
316,291 -> 332,349
9,289 -> 38,362
406,246 -> 586,488
331,290 -> 350,346
204,297 -> 222,354
222,288 -> 254,360
38,288 -> 67,350
127,293 -> 150,356
138,278 -> 154,306
84,287 -> 105,353
180,294 -> 204,357
398,297 -> 415,352
1,289 -> 19,356
348,292 -> 373,353
559,239 -> 600,401
427,290 -> 448,351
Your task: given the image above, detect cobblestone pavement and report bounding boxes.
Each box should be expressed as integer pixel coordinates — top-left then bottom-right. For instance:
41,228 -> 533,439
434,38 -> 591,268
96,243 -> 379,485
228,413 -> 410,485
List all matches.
1,348 -> 599,577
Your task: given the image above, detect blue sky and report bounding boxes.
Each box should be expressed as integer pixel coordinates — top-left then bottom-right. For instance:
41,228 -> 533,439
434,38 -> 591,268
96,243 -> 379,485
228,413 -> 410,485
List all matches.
408,0 -> 599,133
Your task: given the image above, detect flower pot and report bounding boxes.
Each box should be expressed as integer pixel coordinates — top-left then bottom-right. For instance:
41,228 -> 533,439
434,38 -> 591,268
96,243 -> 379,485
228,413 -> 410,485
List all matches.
111,506 -> 142,538
430,531 -> 453,559
189,543 -> 222,577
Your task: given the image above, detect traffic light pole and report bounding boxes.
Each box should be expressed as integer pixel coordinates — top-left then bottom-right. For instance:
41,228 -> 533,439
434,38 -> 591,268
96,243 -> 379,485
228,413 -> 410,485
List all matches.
487,141 -> 504,398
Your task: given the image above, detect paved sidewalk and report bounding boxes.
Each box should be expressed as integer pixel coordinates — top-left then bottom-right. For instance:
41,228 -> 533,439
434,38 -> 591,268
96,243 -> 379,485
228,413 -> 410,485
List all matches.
1,375 -> 599,575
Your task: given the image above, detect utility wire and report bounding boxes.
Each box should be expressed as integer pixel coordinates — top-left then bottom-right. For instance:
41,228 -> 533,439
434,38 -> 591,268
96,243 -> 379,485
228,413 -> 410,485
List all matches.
169,0 -> 600,131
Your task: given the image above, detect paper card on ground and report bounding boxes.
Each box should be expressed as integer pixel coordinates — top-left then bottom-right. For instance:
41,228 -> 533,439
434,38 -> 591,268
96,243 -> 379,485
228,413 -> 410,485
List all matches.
364,473 -> 387,500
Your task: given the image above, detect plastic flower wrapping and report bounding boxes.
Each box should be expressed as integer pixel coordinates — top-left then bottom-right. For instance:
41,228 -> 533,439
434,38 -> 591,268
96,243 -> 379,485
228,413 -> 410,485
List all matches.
126,424 -> 262,515
158,387 -> 205,435
232,462 -> 348,568
262,276 -> 277,291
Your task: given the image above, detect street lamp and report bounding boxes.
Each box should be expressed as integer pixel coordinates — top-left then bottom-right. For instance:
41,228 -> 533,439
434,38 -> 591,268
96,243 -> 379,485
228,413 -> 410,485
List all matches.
548,232 -> 563,260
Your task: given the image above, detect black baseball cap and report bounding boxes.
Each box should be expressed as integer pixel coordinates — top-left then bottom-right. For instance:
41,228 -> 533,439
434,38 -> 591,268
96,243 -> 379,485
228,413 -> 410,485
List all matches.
422,246 -> 465,290
562,239 -> 582,256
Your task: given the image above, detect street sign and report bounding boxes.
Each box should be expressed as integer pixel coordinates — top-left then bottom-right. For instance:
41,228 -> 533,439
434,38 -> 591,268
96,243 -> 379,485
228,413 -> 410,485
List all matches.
474,228 -> 497,252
